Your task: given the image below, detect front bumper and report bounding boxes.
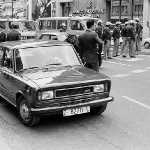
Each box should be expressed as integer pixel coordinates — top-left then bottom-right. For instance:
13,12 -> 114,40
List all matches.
30,96 -> 114,114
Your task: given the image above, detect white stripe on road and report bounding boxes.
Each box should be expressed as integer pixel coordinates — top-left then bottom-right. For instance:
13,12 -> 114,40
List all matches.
126,58 -> 142,62
112,74 -> 130,77
130,69 -> 147,73
106,61 -> 131,66
123,96 -> 150,110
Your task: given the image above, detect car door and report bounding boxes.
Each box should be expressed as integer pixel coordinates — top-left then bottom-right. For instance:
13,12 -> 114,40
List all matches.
0,47 -> 15,105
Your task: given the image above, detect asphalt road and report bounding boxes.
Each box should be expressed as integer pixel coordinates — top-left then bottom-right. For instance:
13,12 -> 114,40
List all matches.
0,47 -> 150,150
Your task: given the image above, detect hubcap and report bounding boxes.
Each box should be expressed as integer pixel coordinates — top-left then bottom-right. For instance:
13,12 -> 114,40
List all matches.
145,43 -> 150,49
20,101 -> 30,120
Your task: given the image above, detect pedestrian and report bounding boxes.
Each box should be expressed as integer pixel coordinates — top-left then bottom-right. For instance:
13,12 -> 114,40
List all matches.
7,24 -> 21,41
121,21 -> 128,57
134,18 -> 143,55
112,21 -> 121,57
78,19 -> 103,72
102,22 -> 112,60
60,23 -> 67,32
123,20 -> 136,58
95,19 -> 104,66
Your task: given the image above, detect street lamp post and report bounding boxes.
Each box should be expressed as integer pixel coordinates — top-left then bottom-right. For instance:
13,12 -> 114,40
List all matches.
131,0 -> 134,19
119,0 -> 122,22
12,0 -> 13,18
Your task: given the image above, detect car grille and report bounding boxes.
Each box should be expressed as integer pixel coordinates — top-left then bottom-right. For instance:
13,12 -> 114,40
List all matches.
55,86 -> 94,98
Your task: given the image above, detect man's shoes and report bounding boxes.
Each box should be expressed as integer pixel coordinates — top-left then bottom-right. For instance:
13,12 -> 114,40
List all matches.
116,54 -> 120,56
108,57 -> 113,59
122,55 -> 126,58
112,55 -> 117,57
130,56 -> 136,58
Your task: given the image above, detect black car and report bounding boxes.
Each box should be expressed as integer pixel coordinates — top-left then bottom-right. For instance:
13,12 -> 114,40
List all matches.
0,40 -> 114,126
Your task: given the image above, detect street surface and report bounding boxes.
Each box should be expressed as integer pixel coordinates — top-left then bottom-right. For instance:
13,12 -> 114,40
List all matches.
0,47 -> 150,150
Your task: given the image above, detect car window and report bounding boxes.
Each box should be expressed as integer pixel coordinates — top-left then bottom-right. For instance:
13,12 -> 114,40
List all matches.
47,20 -> 56,30
50,35 -> 57,40
40,35 -> 50,40
70,20 -> 84,31
0,21 -> 6,29
39,20 -> 47,29
58,35 -> 67,41
17,45 -> 81,70
57,20 -> 67,29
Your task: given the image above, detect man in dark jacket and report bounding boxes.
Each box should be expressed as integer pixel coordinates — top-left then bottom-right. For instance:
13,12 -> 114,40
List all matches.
102,22 -> 112,59
95,19 -> 104,67
123,20 -> 136,58
112,21 -> 121,57
78,19 -> 103,72
134,18 -> 143,54
0,29 -> 6,42
7,25 -> 21,41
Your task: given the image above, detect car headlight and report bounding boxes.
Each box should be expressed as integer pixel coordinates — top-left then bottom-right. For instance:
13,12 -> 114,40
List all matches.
38,91 -> 54,101
93,84 -> 104,92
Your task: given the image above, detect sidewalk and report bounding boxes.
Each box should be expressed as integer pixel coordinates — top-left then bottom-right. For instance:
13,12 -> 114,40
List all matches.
139,46 -> 150,55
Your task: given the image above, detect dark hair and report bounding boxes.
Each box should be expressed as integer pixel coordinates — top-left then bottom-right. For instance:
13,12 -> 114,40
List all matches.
86,20 -> 95,29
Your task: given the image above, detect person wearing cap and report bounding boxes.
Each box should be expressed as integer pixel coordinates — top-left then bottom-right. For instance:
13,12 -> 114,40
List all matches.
78,19 -> 103,72
123,20 -> 136,58
95,19 -> 104,66
102,22 -> 112,59
134,18 -> 143,54
60,23 -> 67,32
120,21 -> 128,57
112,21 -> 121,57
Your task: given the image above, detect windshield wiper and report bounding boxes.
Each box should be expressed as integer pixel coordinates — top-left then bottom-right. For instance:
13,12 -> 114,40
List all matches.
45,63 -> 62,66
20,66 -> 39,71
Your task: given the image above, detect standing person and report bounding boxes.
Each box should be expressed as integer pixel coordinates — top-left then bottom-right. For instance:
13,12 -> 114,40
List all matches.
7,25 -> 21,41
60,23 -> 67,32
134,18 -> 143,54
102,22 -> 112,60
123,20 -> 136,58
0,27 -> 6,42
78,19 -> 103,72
95,19 -> 104,66
121,21 -> 128,57
112,21 -> 121,57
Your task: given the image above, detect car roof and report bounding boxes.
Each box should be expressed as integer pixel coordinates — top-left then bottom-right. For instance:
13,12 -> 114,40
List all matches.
41,32 -> 68,36
0,40 -> 70,49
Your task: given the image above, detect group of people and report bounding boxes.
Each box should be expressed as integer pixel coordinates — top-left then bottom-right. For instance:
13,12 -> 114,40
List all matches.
0,24 -> 21,42
75,18 -> 143,73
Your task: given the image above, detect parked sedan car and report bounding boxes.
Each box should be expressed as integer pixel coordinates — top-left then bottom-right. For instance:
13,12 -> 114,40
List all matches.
143,38 -> 150,49
0,40 -> 114,126
37,32 -> 68,41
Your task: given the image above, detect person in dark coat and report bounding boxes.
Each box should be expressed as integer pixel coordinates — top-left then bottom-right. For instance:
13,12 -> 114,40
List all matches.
7,25 -> 21,41
78,19 -> 103,72
0,27 -> 6,42
60,23 -> 67,32
95,19 -> 104,66
112,21 -> 121,57
102,22 -> 112,59
123,20 -> 136,58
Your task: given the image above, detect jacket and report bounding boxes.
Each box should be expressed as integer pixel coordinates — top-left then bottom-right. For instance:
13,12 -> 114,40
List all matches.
126,24 -> 136,41
7,30 -> 21,41
78,29 -> 103,63
112,27 -> 120,39
102,27 -> 112,41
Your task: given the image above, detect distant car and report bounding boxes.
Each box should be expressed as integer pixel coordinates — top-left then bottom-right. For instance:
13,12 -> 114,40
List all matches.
143,38 -> 150,49
0,40 -> 114,126
37,32 -> 68,41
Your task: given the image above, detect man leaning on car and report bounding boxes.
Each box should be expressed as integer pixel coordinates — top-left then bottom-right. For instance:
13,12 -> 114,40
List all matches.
78,19 -> 103,72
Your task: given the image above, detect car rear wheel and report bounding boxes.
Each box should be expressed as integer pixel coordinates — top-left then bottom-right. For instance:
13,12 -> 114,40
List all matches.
17,96 -> 40,126
144,42 -> 150,49
90,103 -> 107,115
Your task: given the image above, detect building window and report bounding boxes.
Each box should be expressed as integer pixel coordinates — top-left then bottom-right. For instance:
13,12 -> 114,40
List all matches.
112,6 -> 119,13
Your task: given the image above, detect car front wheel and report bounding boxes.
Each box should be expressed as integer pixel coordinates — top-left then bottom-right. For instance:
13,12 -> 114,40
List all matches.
144,42 -> 150,49
17,96 -> 40,126
90,103 -> 107,115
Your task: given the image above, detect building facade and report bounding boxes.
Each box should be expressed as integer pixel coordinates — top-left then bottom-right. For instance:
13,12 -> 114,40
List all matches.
111,0 -> 143,23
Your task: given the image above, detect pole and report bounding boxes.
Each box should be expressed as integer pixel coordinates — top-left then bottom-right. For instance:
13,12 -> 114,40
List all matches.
131,0 -> 134,19
12,0 -> 13,18
119,0 -> 121,22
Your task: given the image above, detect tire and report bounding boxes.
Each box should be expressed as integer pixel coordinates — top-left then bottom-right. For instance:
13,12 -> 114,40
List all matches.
144,42 -> 150,49
17,96 -> 40,127
90,103 -> 107,115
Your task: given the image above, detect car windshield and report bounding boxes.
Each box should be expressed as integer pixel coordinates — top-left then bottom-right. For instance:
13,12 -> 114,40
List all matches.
10,21 -> 36,31
15,45 -> 81,72
58,34 -> 68,41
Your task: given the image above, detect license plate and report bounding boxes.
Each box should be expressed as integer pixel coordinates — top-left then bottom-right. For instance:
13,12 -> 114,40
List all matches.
63,106 -> 90,117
